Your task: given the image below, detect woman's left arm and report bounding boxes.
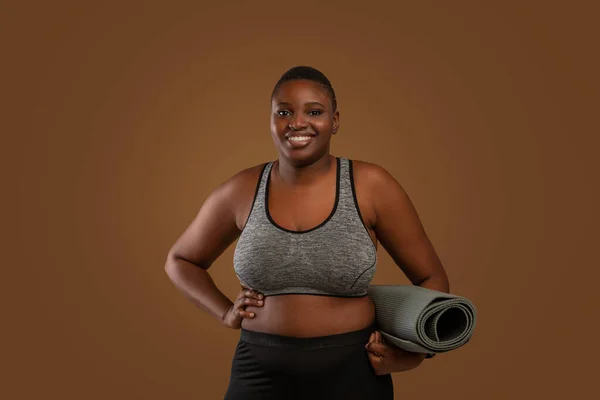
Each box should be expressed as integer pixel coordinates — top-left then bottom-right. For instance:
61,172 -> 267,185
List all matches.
363,163 -> 450,373
369,163 -> 450,293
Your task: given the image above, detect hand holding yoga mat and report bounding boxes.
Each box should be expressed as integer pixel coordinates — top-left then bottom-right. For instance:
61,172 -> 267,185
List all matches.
367,285 -> 477,355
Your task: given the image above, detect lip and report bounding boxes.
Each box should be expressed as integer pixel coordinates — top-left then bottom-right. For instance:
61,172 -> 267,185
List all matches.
285,132 -> 316,139
285,134 -> 315,148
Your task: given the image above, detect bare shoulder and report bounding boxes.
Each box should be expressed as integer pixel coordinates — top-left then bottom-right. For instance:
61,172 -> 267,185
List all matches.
221,161 -> 269,231
167,161 -> 269,268
350,159 -> 394,229
352,160 -> 400,194
350,159 -> 409,228
221,162 -> 266,194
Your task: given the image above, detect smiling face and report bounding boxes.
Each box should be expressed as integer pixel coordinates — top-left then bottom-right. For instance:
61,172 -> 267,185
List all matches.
270,79 -> 339,166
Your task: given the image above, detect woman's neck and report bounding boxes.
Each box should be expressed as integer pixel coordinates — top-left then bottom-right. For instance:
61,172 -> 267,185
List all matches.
274,154 -> 335,187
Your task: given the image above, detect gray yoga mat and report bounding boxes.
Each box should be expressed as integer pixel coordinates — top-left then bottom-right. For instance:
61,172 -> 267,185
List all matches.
367,285 -> 477,354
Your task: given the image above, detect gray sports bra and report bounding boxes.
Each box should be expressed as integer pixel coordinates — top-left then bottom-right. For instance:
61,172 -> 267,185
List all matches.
233,157 -> 377,297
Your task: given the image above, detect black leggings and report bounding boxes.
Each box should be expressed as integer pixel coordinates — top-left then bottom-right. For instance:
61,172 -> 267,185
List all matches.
224,322 -> 394,399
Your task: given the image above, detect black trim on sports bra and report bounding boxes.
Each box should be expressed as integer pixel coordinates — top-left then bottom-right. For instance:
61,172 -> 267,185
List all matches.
349,159 -> 377,251
265,157 -> 341,234
240,162 -> 270,233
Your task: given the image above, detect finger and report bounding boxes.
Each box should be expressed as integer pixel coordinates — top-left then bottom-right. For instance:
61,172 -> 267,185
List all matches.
367,342 -> 389,358
367,351 -> 383,365
237,291 -> 252,304
237,290 -> 254,302
367,355 -> 388,376
365,333 -> 376,348
375,331 -> 382,343
366,349 -> 382,358
243,297 -> 264,307
243,290 -> 264,300
238,310 -> 255,318
234,295 -> 247,308
365,342 -> 382,357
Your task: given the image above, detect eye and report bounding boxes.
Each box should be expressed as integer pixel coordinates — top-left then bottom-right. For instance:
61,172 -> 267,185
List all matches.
308,110 -> 322,116
277,110 -> 291,116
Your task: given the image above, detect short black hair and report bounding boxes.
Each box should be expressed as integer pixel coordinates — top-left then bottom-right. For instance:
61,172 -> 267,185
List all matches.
271,66 -> 337,111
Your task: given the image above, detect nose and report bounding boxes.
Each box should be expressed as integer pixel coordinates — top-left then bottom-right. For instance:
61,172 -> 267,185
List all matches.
289,114 -> 308,130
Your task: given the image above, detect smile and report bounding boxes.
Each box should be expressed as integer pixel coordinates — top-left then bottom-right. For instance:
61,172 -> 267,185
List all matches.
288,136 -> 313,142
286,135 -> 314,148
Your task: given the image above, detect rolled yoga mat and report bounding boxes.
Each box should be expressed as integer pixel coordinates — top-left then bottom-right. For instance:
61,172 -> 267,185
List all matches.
367,285 -> 477,354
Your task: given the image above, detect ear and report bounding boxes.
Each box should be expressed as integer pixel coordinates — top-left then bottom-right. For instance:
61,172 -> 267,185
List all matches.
332,110 -> 340,134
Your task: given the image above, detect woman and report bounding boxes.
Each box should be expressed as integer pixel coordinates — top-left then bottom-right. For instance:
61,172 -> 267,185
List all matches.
165,66 -> 450,399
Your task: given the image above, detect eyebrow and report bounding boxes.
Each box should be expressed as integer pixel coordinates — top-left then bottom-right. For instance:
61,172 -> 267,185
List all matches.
276,101 -> 326,108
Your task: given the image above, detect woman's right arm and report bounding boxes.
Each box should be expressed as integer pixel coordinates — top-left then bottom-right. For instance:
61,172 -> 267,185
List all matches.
164,171 -> 263,328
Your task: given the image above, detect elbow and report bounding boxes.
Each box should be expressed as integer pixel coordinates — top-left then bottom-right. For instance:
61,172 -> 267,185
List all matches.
417,274 -> 450,293
431,273 -> 450,293
164,251 -> 208,278
439,276 -> 451,293
164,250 -> 182,279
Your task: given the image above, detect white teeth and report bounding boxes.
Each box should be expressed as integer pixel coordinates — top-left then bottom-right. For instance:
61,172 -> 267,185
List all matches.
288,136 -> 312,141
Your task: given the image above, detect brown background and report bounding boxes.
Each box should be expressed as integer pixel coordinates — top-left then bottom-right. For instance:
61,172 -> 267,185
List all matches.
3,1 -> 598,399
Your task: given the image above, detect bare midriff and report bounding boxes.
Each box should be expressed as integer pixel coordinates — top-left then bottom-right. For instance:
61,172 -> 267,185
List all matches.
241,294 -> 376,337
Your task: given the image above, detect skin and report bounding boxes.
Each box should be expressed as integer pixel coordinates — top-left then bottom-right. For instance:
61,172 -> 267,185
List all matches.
165,79 -> 450,375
